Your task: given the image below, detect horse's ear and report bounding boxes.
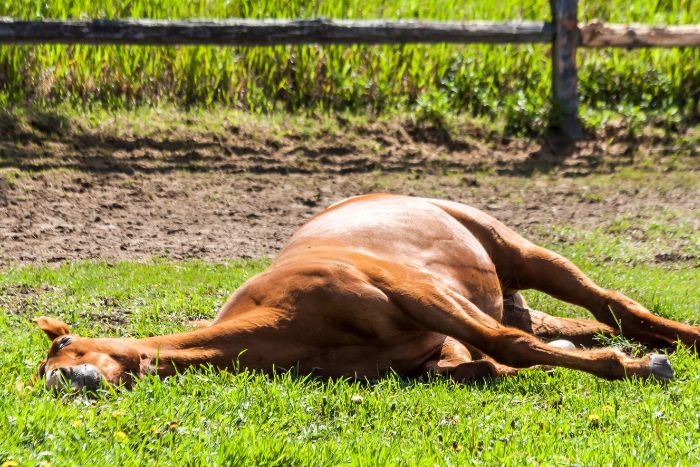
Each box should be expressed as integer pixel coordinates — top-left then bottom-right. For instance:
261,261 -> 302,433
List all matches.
32,316 -> 71,341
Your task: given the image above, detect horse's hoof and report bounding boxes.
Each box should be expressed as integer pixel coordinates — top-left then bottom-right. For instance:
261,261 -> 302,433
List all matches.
548,339 -> 576,350
648,354 -> 674,381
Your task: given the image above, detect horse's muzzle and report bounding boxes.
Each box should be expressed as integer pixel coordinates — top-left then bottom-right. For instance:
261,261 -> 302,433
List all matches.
45,363 -> 104,391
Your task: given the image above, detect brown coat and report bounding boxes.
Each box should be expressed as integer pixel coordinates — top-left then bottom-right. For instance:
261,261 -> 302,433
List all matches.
36,194 -> 691,389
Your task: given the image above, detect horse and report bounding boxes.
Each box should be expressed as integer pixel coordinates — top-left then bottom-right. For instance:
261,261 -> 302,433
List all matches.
36,194 -> 695,391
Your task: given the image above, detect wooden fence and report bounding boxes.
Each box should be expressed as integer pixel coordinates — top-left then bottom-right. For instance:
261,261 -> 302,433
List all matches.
1,0 -> 699,139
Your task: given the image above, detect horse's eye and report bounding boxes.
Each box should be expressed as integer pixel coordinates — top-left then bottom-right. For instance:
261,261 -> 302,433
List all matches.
57,336 -> 72,350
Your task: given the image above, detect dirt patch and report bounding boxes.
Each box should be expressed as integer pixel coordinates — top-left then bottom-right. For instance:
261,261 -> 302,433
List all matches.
0,114 -> 698,265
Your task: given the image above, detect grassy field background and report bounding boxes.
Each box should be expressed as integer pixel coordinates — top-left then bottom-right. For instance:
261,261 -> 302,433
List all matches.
1,0 -> 699,133
1,231 -> 699,465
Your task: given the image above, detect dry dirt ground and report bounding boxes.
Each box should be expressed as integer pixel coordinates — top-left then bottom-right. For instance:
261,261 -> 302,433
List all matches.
0,109 -> 698,265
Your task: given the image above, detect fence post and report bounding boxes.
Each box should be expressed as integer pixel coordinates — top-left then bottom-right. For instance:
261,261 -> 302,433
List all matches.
550,0 -> 583,139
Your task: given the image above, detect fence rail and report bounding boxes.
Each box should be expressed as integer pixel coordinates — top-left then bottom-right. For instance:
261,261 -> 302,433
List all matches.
1,0 -> 699,139
0,18 -> 555,46
580,22 -> 700,48
2,17 -> 699,48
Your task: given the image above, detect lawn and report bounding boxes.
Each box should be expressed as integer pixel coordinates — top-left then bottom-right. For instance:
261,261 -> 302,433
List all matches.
1,233 -> 699,465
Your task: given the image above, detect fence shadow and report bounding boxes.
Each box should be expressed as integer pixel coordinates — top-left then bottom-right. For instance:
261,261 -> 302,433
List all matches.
0,110 -> 649,177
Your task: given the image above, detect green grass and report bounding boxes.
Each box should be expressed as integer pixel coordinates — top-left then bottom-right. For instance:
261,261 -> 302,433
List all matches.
1,235 -> 699,465
1,0 -> 699,134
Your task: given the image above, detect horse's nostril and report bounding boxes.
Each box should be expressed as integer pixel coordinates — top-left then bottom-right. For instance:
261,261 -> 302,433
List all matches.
46,367 -> 73,390
48,367 -> 74,385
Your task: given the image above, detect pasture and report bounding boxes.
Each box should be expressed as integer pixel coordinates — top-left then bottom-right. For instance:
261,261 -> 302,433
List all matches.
1,107 -> 699,464
1,0 -> 699,464
1,235 -> 699,464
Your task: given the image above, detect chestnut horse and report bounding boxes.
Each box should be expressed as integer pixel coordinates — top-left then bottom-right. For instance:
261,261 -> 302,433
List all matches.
35,194 -> 697,391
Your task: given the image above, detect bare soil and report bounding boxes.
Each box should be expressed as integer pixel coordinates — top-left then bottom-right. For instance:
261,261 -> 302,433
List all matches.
1,111 -> 698,265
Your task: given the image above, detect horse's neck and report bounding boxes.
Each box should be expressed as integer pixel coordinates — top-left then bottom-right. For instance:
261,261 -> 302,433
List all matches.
139,309 -> 279,376
137,320 -> 254,376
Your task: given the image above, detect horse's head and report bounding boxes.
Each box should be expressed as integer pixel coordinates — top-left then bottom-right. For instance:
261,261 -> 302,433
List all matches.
34,317 -> 148,391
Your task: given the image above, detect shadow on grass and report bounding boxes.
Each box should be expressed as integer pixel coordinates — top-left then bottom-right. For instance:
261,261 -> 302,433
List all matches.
0,108 -> 657,177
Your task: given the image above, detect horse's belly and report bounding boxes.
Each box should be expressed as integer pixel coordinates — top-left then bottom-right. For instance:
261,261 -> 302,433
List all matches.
294,332 -> 446,378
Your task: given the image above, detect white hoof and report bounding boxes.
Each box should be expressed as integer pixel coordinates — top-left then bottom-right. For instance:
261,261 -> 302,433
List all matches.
648,354 -> 674,381
548,339 -> 576,350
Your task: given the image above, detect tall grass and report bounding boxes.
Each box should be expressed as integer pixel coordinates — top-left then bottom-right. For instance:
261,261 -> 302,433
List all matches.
1,0 -> 699,133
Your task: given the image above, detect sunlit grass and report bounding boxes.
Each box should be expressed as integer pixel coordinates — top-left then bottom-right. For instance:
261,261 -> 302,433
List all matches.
1,223 -> 699,464
1,0 -> 699,134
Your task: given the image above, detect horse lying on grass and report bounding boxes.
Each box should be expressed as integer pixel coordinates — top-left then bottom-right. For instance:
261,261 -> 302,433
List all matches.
35,194 -> 697,391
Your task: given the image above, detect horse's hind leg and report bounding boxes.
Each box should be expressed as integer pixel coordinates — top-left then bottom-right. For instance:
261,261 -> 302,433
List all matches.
430,199 -> 696,349
502,293 -> 618,347
512,243 -> 700,349
374,266 -> 673,381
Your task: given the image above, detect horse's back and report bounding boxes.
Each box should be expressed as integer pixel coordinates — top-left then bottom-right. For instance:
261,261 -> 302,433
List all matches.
277,194 -> 503,312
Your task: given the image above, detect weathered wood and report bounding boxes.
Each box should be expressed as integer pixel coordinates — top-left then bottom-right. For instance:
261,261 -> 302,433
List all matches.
3,16 -> 699,49
550,0 -> 583,140
0,17 -> 553,45
581,21 -> 700,48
